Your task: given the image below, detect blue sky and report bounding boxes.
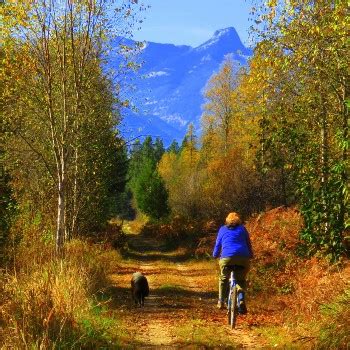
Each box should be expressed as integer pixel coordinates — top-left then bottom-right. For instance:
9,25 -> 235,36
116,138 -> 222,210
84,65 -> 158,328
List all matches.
132,0 -> 253,47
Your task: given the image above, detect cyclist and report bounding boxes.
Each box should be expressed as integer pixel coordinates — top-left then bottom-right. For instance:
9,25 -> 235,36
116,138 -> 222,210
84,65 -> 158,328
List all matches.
213,212 -> 254,313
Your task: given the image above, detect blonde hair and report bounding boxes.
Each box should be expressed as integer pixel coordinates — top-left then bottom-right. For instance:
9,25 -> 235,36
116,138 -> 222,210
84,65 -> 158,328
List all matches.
225,212 -> 241,226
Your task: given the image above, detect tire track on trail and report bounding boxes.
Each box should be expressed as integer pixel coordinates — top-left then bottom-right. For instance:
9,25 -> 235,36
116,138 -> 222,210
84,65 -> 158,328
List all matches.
175,262 -> 264,349
109,232 -> 266,348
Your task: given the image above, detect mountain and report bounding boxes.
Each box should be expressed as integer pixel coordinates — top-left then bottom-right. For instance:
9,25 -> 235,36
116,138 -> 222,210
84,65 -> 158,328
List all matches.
116,27 -> 252,146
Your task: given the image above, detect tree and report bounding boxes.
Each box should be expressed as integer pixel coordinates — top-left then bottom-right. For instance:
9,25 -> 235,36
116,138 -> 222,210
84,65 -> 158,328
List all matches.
250,0 -> 349,259
135,159 -> 169,220
128,137 -> 169,221
1,0 -> 141,253
202,57 -> 238,153
0,150 -> 15,262
154,137 -> 165,162
159,124 -> 202,219
167,140 -> 180,154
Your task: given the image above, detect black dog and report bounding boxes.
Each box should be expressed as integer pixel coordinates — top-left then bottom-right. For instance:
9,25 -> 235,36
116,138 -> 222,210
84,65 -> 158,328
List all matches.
131,272 -> 149,307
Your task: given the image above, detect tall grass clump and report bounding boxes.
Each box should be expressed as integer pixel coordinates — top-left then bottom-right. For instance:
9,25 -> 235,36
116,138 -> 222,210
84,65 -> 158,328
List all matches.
0,236 -> 119,349
316,288 -> 350,349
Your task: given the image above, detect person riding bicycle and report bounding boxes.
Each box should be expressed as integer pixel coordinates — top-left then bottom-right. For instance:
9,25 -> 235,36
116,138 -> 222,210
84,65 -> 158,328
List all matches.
213,212 -> 254,313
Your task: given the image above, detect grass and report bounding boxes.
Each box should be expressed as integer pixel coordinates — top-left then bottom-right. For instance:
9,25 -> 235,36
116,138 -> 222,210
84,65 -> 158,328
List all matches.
158,283 -> 187,296
257,325 -> 297,349
316,288 -> 350,349
0,238 -> 124,349
158,283 -> 187,293
175,318 -> 243,348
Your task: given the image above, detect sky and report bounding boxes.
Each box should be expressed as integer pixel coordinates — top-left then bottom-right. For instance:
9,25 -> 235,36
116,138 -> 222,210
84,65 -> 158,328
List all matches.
132,0 -> 254,48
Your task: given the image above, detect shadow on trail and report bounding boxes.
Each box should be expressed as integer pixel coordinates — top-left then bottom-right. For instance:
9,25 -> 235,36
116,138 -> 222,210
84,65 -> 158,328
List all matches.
103,283 -> 216,312
155,287 -> 216,300
127,239 -> 172,253
119,340 -> 235,350
121,249 -> 192,263
121,231 -> 194,263
113,264 -> 203,278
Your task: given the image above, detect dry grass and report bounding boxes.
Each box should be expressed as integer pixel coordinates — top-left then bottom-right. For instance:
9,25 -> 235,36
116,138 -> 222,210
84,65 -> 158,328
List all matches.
145,206 -> 350,347
245,207 -> 350,346
0,238 -> 122,349
1,208 -> 348,348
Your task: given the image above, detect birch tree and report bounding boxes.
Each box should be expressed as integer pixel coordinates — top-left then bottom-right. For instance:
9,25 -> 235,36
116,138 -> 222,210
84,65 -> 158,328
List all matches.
1,0 -> 141,254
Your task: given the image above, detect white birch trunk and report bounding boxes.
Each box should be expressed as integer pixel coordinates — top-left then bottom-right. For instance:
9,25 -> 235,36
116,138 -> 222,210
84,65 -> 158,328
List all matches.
320,94 -> 329,236
56,155 -> 66,255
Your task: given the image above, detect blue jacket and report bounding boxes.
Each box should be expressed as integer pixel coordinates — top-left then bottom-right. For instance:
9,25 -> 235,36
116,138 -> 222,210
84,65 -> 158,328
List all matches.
212,224 -> 253,259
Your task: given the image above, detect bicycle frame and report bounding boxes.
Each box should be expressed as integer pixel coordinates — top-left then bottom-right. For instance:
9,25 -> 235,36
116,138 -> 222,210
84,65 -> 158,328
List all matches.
227,270 -> 237,306
230,270 -> 237,288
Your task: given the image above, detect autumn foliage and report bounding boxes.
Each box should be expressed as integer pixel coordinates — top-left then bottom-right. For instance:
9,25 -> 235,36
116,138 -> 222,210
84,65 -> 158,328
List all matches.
156,1 -> 349,261
186,206 -> 349,346
0,0 -> 349,348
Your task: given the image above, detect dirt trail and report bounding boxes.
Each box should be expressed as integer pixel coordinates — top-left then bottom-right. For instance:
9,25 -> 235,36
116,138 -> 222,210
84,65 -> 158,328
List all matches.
109,232 -> 266,349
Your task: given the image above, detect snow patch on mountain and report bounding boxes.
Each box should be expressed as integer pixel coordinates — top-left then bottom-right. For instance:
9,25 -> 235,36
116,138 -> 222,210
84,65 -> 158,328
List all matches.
144,100 -> 158,105
201,54 -> 212,62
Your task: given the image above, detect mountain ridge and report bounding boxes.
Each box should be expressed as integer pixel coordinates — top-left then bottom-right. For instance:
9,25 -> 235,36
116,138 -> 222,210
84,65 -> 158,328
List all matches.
118,27 -> 252,145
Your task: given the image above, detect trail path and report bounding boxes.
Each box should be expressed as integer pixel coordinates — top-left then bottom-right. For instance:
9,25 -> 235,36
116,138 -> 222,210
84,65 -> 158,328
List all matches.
109,232 -> 266,349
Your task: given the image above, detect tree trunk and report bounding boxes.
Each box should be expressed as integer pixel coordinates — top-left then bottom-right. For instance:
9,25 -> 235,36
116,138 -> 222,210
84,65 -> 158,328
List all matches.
280,165 -> 288,206
320,93 -> 329,237
56,157 -> 66,256
338,76 -> 349,234
69,146 -> 79,239
224,117 -> 229,155
0,160 -> 4,259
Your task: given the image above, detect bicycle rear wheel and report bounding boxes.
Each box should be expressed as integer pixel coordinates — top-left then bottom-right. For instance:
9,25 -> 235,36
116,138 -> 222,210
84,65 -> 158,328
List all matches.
229,287 -> 238,329
227,296 -> 232,325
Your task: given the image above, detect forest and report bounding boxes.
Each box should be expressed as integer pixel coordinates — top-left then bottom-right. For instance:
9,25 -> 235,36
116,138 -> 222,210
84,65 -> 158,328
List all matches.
0,0 -> 349,348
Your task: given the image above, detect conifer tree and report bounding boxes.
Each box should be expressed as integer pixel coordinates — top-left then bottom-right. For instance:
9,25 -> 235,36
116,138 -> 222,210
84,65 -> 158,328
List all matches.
167,140 -> 180,154
128,137 -> 169,221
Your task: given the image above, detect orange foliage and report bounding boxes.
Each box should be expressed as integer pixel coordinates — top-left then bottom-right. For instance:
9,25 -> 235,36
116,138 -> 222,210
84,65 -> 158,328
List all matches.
140,206 -> 349,329
172,206 -> 349,328
246,206 -> 349,325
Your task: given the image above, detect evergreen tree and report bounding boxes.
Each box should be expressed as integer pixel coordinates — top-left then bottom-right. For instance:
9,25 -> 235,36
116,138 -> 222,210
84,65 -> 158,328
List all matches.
167,140 -> 180,154
134,159 -> 169,220
128,137 -> 170,220
154,137 -> 165,162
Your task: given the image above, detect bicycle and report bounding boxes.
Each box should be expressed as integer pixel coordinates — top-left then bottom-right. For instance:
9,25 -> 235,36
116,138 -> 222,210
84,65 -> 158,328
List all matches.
226,265 -> 245,329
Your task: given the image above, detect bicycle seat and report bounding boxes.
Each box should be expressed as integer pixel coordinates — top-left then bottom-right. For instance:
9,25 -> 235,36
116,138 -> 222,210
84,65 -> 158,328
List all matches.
225,265 -> 245,271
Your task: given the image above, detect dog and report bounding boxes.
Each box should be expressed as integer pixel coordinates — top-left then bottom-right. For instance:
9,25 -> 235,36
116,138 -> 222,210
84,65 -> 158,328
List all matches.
131,272 -> 149,307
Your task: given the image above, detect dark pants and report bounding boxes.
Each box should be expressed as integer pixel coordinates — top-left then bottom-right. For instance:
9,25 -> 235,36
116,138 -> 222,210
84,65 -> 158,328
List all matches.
218,256 -> 250,301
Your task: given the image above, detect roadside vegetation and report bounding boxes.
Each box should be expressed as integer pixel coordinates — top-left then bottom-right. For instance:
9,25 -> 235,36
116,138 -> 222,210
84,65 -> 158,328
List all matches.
124,192 -> 349,346
0,238 -> 122,348
110,207 -> 349,348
